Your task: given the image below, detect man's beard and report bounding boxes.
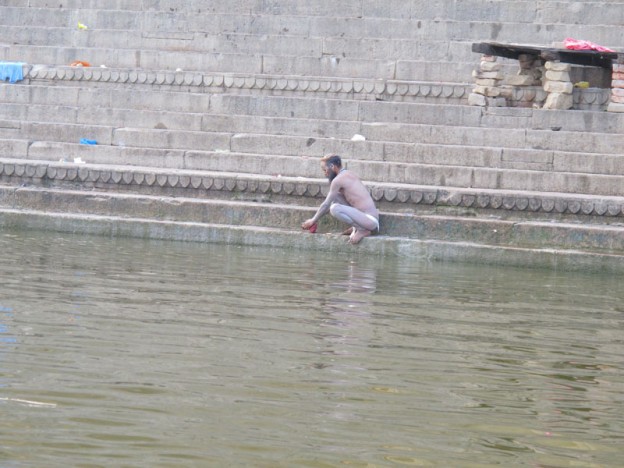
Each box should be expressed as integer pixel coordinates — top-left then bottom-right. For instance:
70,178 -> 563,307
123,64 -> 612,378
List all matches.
327,171 -> 337,182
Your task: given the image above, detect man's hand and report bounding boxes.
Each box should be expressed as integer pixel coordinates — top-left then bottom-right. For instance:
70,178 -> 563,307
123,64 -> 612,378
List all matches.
302,219 -> 315,230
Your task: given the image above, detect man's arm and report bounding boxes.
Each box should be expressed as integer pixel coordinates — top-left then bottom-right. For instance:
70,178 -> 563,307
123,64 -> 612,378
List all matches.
302,179 -> 341,228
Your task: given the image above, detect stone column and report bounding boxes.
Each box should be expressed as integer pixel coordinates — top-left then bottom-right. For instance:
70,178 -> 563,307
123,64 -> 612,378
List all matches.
542,61 -> 573,110
607,63 -> 624,113
468,55 -> 505,107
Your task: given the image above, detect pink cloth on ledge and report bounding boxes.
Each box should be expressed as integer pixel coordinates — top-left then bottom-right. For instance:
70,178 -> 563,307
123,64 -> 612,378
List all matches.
563,38 -> 615,53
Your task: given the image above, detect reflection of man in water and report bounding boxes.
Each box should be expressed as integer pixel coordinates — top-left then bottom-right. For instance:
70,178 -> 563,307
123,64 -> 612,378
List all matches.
302,155 -> 379,244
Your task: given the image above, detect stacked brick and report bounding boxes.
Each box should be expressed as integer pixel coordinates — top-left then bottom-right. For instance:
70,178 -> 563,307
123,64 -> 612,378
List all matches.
507,54 -> 542,86
542,61 -> 573,110
607,63 -> 624,113
468,55 -> 506,106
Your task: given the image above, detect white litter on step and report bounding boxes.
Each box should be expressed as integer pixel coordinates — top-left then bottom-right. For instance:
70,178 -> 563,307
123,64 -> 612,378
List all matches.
351,134 -> 366,141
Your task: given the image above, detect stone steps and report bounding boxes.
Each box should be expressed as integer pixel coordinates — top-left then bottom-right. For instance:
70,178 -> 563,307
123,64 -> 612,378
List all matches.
0,184 -> 622,253
5,77 -> 624,132
2,0 -> 624,272
4,138 -> 624,196
1,183 -> 623,272
3,80 -> 624,140
2,3 -> 623,83
1,43 -> 475,82
2,158 -> 623,270
2,158 -> 623,218
4,73 -> 624,196
4,115 -> 624,176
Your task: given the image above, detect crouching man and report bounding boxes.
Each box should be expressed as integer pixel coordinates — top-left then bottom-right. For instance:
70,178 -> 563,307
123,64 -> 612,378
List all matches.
302,155 -> 379,244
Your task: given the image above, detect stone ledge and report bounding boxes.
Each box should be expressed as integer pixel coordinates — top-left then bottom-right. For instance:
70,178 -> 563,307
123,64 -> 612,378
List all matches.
1,159 -> 623,218
22,64 -> 471,102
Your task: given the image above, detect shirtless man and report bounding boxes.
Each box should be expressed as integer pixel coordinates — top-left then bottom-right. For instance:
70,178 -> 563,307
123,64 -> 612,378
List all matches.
302,155 -> 379,244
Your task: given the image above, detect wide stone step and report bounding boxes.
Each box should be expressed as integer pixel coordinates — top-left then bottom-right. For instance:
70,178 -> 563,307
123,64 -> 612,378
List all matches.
2,158 -> 624,220
5,142 -> 624,196
4,102 -> 624,169
2,44 -> 473,82
6,116 -> 624,178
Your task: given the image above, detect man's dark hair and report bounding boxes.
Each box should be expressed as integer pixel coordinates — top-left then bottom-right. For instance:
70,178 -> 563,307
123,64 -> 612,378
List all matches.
326,155 -> 342,168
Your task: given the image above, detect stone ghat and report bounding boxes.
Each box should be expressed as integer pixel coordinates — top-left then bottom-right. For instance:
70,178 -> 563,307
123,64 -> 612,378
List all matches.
2,159 -> 624,219
2,159 -> 624,273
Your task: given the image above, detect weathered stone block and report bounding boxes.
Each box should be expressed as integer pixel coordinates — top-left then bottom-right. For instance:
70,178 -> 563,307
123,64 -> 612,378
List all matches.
612,79 -> 624,89
475,78 -> 500,87
479,61 -> 502,72
612,88 -> 624,97
472,70 -> 503,80
468,92 -> 487,106
545,61 -> 571,72
611,94 -> 624,104
473,85 -> 501,97
543,80 -> 573,94
607,102 -> 624,113
507,75 -> 537,86
543,92 -> 573,110
498,86 -> 514,98
545,70 -> 571,82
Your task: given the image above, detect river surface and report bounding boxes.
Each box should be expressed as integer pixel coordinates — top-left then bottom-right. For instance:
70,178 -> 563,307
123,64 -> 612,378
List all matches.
0,229 -> 622,467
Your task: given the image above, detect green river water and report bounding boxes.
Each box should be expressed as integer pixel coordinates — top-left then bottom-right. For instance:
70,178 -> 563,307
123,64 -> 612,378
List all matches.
0,229 -> 622,467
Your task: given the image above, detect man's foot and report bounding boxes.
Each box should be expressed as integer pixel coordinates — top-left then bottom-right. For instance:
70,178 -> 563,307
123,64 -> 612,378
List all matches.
342,227 -> 354,236
348,228 -> 372,244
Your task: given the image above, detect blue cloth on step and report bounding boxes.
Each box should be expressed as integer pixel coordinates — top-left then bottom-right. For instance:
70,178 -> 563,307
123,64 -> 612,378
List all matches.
0,62 -> 25,83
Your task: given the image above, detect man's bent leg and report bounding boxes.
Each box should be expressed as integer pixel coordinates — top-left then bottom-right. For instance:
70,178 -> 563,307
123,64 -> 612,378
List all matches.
330,203 -> 378,231
332,196 -> 353,235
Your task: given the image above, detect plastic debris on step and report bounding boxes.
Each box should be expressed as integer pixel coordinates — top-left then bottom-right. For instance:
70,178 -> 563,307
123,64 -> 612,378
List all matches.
351,134 -> 366,141
73,157 -> 85,164
0,62 -> 25,83
70,61 -> 91,67
78,22 -> 88,30
79,138 -> 97,145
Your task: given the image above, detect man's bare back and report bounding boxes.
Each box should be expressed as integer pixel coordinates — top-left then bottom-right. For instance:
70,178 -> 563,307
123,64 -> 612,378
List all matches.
333,171 -> 378,216
302,155 -> 379,244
